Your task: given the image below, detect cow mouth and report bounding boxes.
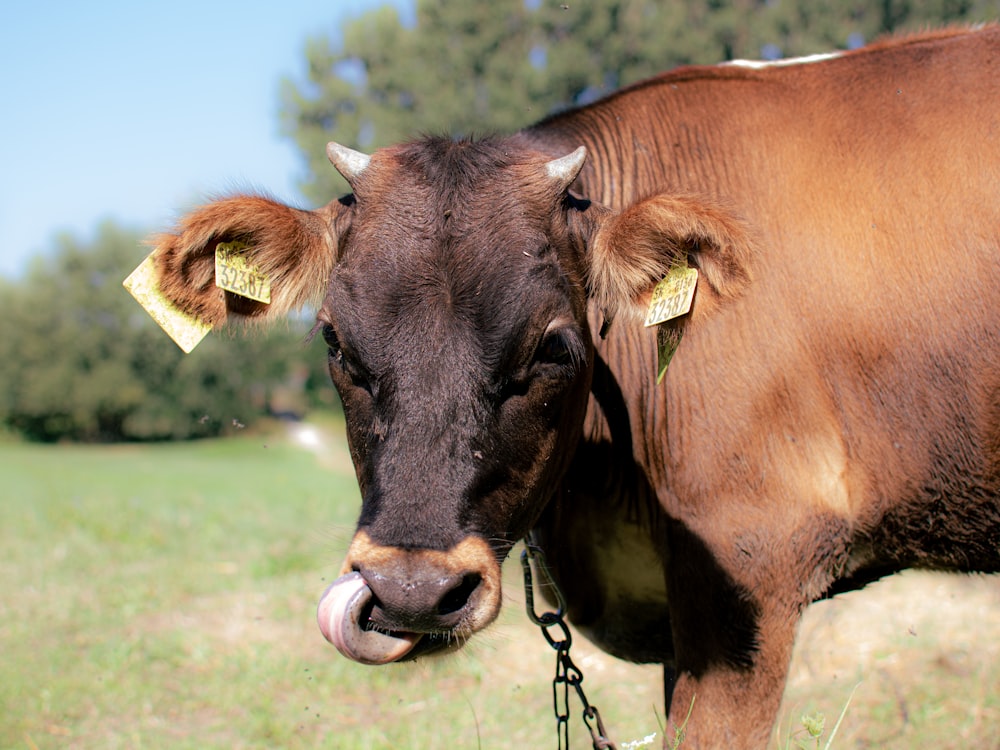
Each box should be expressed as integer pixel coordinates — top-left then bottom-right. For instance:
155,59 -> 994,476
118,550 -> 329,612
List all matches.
317,572 -> 432,664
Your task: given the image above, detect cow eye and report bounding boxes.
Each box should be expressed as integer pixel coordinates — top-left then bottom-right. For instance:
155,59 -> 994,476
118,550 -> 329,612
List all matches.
321,324 -> 348,370
533,327 -> 583,375
321,324 -> 372,394
536,330 -> 574,366
321,323 -> 340,352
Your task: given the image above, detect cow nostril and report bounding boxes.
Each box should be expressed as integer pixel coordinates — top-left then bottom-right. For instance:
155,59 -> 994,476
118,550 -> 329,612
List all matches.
437,573 -> 482,616
357,591 -> 379,631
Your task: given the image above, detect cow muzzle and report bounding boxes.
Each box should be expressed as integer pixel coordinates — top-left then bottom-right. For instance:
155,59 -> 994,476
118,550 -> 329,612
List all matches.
317,531 -> 503,664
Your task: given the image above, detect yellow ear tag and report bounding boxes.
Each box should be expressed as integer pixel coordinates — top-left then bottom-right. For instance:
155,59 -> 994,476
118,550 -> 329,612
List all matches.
123,252 -> 212,353
644,265 -> 698,383
644,265 -> 698,327
215,241 -> 271,304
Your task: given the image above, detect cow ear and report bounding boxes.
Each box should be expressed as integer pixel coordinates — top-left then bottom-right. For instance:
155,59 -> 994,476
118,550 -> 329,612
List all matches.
149,194 -> 348,328
586,193 -> 754,323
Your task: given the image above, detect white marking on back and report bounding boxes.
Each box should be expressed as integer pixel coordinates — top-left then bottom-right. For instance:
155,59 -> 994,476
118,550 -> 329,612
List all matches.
724,51 -> 843,70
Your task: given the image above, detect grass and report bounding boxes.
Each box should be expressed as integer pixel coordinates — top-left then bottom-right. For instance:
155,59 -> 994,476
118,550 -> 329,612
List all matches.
1,429 -> 360,749
0,423 -> 662,749
1,421 -> 998,748
776,684 -> 858,750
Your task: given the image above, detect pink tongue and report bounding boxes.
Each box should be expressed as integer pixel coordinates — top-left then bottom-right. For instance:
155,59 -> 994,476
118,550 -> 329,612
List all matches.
317,572 -> 422,665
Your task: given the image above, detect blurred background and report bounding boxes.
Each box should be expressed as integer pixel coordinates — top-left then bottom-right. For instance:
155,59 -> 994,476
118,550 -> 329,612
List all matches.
7,0 -> 1000,442
3,2 -> 999,748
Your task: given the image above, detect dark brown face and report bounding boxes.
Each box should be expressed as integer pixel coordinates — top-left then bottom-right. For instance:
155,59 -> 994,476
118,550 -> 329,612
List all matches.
145,128 -> 745,669
315,138 -> 595,662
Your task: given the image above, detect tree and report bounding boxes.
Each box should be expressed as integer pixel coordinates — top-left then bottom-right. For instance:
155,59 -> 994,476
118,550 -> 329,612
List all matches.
0,222 -> 332,442
281,0 -> 1000,204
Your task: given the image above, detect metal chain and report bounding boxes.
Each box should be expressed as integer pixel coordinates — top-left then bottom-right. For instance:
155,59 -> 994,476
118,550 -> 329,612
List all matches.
521,542 -> 618,750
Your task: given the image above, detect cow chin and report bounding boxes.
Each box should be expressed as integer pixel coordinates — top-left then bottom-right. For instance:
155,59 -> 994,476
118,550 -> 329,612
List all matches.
317,531 -> 503,664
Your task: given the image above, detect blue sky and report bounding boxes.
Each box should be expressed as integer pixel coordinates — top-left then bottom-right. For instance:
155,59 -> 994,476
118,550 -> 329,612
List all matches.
0,0 -> 413,279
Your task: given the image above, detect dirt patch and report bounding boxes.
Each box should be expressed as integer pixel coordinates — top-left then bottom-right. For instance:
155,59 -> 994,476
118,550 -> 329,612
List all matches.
780,571 -> 1000,748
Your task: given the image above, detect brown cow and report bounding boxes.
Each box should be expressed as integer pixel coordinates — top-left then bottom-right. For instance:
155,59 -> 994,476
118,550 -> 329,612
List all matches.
141,27 -> 1000,748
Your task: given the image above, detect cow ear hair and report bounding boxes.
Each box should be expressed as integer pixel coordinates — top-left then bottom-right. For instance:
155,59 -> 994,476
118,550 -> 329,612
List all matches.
586,193 -> 754,323
150,194 -> 348,328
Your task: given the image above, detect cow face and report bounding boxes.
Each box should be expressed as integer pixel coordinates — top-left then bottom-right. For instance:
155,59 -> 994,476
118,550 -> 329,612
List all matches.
148,136 -> 752,666
315,139 -> 597,661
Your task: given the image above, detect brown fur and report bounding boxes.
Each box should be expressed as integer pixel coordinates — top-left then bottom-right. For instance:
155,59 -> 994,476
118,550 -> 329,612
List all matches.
530,25 -> 1000,748
152,195 -> 347,326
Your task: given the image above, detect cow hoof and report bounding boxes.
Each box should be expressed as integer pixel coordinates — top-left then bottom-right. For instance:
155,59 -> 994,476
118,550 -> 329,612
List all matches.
317,571 -> 422,664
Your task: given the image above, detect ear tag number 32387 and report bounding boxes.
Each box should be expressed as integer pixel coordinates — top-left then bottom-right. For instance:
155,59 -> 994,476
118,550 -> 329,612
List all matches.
644,265 -> 698,327
215,241 -> 271,304
644,265 -> 698,383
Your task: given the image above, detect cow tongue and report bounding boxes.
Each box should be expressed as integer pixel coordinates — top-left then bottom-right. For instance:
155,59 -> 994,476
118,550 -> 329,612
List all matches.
317,571 -> 422,664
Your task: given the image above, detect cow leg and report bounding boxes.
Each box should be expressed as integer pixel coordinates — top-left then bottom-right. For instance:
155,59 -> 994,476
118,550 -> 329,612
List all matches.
662,521 -> 804,749
665,618 -> 798,749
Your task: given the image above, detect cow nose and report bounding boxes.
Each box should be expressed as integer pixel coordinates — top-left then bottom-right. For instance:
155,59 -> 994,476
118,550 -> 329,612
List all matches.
338,530 -> 504,641
362,568 -> 484,632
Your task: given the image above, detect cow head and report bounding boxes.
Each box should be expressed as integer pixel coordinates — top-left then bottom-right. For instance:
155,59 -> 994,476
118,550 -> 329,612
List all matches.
150,136 -> 752,664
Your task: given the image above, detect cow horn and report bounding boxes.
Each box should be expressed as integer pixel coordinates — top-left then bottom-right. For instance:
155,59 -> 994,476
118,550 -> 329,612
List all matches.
544,146 -> 587,189
326,142 -> 371,186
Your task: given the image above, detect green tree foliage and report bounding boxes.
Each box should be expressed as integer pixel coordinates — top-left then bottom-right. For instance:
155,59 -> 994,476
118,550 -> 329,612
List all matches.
0,222 -> 332,442
282,0 -> 1000,204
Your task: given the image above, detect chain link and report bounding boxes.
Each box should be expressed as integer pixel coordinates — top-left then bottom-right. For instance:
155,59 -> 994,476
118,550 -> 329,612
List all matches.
521,542 -> 618,750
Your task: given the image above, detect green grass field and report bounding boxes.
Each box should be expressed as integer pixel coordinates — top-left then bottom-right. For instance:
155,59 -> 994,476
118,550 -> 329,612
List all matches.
2,422 -> 998,749
0,423 -> 663,750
